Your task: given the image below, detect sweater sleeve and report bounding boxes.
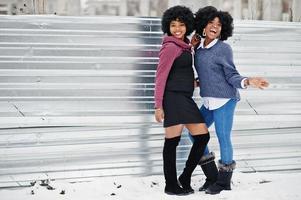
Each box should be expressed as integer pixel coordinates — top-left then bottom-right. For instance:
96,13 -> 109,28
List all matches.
154,43 -> 181,108
221,44 -> 246,89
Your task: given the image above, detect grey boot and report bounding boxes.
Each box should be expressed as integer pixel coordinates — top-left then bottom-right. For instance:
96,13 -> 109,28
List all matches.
198,152 -> 218,191
205,160 -> 236,195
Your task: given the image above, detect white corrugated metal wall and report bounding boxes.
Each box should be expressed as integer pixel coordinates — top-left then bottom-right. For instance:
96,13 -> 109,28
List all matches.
0,16 -> 300,187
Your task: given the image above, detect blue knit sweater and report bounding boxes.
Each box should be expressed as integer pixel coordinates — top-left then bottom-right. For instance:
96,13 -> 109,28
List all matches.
194,40 -> 246,100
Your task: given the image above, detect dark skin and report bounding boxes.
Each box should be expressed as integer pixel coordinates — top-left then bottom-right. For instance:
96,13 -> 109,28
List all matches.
155,20 -> 208,138
192,17 -> 269,89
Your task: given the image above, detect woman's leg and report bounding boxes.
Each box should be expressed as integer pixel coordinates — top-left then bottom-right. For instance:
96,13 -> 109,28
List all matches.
200,105 -> 214,128
196,106 -> 218,191
178,123 -> 209,193
212,99 -> 237,165
165,124 -> 184,138
199,105 -> 214,155
206,99 -> 237,195
163,124 -> 188,195
188,105 -> 213,153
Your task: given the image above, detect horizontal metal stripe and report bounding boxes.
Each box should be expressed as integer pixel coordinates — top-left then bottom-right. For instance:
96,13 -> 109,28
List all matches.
0,69 -> 155,75
0,56 -> 159,62
1,49 -> 301,58
1,45 -> 300,51
4,72 -> 299,79
0,83 -> 299,90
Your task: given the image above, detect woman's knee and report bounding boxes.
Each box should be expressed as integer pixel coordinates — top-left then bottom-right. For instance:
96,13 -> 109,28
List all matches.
165,124 -> 184,138
186,123 -> 208,135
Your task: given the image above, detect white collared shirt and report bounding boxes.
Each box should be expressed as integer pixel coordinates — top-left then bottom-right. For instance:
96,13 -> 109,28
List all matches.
197,38 -> 247,110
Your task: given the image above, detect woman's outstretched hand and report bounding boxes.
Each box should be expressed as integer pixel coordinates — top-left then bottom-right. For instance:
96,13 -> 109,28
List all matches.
246,77 -> 270,89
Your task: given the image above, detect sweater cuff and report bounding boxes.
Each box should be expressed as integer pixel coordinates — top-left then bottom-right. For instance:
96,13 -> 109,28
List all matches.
241,78 -> 248,89
154,100 -> 163,109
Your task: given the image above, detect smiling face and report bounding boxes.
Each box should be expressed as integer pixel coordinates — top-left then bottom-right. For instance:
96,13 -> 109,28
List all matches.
169,19 -> 186,40
204,17 -> 222,41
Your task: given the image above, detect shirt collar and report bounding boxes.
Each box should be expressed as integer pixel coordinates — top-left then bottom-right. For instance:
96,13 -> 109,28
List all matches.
197,38 -> 218,49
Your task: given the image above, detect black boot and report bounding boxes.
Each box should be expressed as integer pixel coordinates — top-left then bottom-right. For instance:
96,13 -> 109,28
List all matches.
198,152 -> 218,191
178,133 -> 210,194
205,160 -> 236,195
163,136 -> 188,196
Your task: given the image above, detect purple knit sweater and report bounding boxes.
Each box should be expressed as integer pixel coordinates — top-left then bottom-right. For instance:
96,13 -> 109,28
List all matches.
154,36 -> 191,108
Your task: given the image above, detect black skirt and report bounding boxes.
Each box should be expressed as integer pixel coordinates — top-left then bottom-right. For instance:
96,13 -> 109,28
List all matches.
163,91 -> 205,127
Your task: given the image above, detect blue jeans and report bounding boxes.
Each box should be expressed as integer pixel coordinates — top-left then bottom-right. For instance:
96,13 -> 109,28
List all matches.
192,99 -> 237,165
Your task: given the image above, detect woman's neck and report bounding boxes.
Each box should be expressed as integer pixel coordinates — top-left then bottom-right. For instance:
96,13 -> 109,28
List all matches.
172,36 -> 184,41
204,38 -> 214,47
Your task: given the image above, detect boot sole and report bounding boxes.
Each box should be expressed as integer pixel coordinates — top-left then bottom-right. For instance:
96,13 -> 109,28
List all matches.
206,192 -> 220,195
177,179 -> 194,194
164,191 -> 190,196
183,189 -> 194,195
205,188 -> 231,195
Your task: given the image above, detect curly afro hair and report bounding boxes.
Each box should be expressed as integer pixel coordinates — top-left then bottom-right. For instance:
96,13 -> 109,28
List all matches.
195,6 -> 233,41
161,5 -> 194,36
194,6 -> 217,36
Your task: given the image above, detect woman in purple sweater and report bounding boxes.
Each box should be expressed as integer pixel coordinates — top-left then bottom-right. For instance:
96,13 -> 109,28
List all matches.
192,6 -> 269,195
154,5 -> 209,195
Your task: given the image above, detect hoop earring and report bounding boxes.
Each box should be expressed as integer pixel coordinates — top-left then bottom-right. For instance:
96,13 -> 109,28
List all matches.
202,29 -> 206,37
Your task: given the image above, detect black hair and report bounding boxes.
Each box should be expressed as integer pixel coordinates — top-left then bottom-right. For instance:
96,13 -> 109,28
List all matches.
161,5 -> 194,36
195,6 -> 233,41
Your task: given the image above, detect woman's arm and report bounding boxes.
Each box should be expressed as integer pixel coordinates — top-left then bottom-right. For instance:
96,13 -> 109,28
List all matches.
221,43 -> 247,88
154,43 -> 181,109
221,44 -> 269,89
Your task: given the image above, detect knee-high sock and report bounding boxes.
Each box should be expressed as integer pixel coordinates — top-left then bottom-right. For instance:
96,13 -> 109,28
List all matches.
163,136 -> 181,186
179,133 -> 210,189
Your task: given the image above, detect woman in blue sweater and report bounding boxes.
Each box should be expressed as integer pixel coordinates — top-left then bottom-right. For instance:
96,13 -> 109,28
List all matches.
192,6 -> 269,195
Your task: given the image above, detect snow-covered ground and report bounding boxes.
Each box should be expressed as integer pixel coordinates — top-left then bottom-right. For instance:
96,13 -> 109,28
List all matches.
1,172 -> 300,200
